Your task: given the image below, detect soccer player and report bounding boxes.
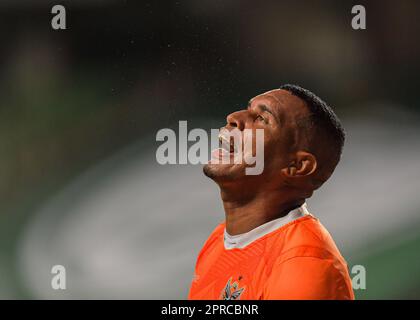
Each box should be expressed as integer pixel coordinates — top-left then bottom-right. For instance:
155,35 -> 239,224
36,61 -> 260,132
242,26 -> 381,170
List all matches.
188,84 -> 354,300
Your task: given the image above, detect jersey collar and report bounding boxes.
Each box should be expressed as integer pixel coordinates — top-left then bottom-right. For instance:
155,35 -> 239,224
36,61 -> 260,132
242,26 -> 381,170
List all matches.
223,203 -> 309,250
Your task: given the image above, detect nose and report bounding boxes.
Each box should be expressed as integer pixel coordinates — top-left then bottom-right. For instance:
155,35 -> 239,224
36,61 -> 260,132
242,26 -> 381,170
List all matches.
226,110 -> 248,131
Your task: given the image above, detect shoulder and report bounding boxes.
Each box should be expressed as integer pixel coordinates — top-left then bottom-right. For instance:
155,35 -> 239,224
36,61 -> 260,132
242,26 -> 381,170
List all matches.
203,222 -> 225,249
277,214 -> 346,263
264,215 -> 354,299
194,222 -> 225,264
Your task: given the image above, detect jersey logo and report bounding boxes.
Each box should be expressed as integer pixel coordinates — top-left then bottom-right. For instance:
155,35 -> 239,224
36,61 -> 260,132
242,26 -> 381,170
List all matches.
220,277 -> 245,300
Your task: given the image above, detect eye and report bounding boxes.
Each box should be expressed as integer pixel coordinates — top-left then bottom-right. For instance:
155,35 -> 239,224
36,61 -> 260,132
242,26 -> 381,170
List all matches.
256,115 -> 267,123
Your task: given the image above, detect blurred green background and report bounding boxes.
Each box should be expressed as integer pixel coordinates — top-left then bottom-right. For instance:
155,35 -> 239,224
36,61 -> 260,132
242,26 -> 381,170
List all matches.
0,0 -> 420,299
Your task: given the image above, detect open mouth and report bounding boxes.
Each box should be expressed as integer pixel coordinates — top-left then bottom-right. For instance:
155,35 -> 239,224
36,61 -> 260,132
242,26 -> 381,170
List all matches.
208,130 -> 242,164
208,132 -> 237,163
219,134 -> 237,154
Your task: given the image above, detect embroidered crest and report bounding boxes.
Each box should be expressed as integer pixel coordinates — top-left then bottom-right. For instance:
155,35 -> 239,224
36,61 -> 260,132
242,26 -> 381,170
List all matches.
220,277 -> 245,300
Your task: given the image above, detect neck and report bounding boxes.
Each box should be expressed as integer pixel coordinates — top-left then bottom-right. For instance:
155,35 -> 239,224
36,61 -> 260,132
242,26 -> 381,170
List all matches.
220,186 -> 305,235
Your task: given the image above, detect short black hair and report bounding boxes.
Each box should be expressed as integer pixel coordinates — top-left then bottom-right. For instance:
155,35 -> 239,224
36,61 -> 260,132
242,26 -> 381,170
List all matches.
279,84 -> 345,187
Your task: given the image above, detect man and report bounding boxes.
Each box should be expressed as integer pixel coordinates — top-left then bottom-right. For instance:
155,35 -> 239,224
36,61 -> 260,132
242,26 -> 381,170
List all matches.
188,84 -> 354,300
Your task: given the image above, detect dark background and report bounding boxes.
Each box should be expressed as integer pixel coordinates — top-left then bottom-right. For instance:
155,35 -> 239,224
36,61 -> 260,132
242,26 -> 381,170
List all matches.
0,0 -> 419,299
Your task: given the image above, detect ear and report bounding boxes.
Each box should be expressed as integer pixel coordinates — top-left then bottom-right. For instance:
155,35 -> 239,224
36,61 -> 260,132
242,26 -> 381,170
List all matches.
281,151 -> 317,178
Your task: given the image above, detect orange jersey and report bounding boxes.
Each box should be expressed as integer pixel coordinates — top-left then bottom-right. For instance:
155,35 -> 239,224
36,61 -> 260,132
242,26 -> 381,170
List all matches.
188,207 -> 354,300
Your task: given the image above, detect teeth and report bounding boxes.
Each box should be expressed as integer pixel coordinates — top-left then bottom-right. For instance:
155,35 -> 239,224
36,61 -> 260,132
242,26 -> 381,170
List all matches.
218,134 -> 230,144
218,133 -> 238,153
218,134 -> 230,152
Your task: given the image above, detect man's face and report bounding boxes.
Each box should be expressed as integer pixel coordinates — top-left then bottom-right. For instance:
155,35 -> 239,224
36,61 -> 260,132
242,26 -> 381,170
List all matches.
203,89 -> 309,188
